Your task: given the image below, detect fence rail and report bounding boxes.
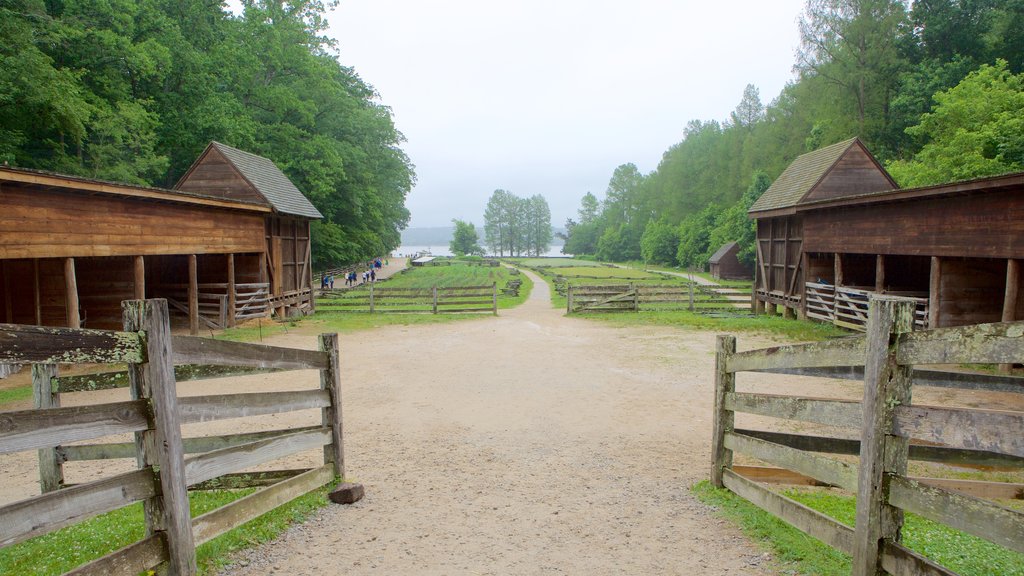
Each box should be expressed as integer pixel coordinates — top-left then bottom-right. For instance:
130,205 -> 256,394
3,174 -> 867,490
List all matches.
806,282 -> 928,331
711,296 -> 1024,576
318,283 -> 498,315
566,283 -> 745,314
0,298 -> 344,575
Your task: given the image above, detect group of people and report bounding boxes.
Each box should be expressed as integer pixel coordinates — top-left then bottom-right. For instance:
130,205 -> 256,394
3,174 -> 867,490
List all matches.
321,257 -> 389,290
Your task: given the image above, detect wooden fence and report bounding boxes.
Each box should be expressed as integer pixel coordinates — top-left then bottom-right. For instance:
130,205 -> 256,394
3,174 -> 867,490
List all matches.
0,299 -> 343,576
806,282 -> 928,331
153,282 -> 272,329
566,283 -> 746,314
711,296 -> 1024,576
318,284 -> 498,315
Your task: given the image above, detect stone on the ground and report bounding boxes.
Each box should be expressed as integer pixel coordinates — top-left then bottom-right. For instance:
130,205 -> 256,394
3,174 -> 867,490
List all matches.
328,482 -> 365,504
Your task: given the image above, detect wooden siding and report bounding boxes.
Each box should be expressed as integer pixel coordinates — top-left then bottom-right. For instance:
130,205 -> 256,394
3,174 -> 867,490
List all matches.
266,216 -> 311,295
0,185 -> 266,259
938,258 -> 1004,328
756,216 -> 803,299
803,144 -> 896,203
710,244 -> 751,280
175,147 -> 266,204
802,188 -> 1024,259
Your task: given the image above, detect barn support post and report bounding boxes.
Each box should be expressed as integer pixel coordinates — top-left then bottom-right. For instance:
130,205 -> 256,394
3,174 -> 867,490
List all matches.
765,302 -> 776,316
798,253 -> 809,320
875,255 -> 885,293
710,334 -> 736,488
852,296 -> 914,576
2,261 -> 11,323
123,299 -> 197,575
64,257 -> 80,328
319,333 -> 345,478
783,305 -> 795,320
1000,259 -> 1019,372
32,363 -> 63,493
188,254 -> 199,335
227,254 -> 236,328
134,255 -> 146,300
929,257 -> 941,329
33,259 -> 41,325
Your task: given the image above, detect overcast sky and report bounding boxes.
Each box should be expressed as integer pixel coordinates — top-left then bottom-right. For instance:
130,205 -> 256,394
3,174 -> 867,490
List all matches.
326,1 -> 808,228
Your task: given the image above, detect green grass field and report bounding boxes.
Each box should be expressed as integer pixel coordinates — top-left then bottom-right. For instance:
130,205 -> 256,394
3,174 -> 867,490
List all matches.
693,481 -> 1024,576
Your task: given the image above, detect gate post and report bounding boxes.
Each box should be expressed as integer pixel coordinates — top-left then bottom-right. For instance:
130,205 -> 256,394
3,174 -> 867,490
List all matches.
319,333 -> 345,478
710,334 -> 736,488
32,364 -> 63,493
852,296 -> 914,576
123,299 -> 196,576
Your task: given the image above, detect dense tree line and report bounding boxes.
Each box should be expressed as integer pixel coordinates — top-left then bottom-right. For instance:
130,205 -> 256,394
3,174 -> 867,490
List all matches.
0,0 -> 413,269
483,190 -> 553,257
563,0 -> 1024,269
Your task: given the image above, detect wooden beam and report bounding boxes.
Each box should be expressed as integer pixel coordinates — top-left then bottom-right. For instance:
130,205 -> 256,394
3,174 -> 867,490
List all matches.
65,534 -> 167,576
852,297 -> 914,576
133,255 -> 145,300
65,257 -> 80,328
320,333 -> 345,477
32,364 -> 63,493
875,254 -> 885,292
170,334 -> 328,370
898,320 -> 1024,365
1001,258 -> 1019,372
726,393 -> 863,429
0,323 -> 143,365
725,432 -> 857,491
188,254 -> 199,335
726,335 -> 865,373
3,261 -> 11,323
33,259 -> 41,325
894,404 -> 1024,458
178,390 -> 331,424
929,256 -> 941,329
834,253 -> 843,287
711,335 -> 736,488
227,254 -> 236,328
183,428 -> 330,486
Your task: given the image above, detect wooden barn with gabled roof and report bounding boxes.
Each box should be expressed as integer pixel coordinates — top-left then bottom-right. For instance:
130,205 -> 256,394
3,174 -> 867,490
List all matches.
708,242 -> 751,280
748,138 -> 897,319
750,137 -> 1024,334
0,142 -> 321,335
176,142 -> 323,319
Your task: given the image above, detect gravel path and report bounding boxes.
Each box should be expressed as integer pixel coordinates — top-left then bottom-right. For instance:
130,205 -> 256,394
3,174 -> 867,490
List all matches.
214,268 -> 777,575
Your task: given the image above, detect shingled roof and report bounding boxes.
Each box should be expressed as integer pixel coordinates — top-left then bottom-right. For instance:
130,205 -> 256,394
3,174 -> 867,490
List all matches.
175,142 -> 323,219
749,136 -> 901,215
708,241 -> 738,264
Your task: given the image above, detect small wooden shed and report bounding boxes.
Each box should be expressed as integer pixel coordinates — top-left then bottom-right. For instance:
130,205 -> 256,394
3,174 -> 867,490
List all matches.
708,242 -> 751,280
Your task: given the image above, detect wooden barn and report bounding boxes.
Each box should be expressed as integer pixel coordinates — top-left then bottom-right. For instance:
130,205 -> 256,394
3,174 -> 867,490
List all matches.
176,142 -> 323,319
0,143 -> 321,334
749,137 -> 1024,332
708,242 -> 751,280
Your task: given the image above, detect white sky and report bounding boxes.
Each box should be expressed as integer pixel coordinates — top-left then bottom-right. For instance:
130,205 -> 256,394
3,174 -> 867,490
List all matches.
326,0 -> 808,228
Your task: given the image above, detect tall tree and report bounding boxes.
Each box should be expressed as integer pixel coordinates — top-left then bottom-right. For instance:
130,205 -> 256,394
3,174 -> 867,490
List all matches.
484,189 -> 514,256
525,195 -> 553,256
449,219 -> 483,256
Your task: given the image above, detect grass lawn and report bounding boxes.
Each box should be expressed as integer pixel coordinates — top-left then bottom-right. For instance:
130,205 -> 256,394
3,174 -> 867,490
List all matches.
0,480 -> 336,575
692,481 -> 1024,576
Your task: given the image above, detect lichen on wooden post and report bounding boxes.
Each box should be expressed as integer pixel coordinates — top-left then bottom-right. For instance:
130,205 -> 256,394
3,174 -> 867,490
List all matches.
711,334 -> 737,488
852,296 -> 914,576
32,363 -> 63,493
319,333 -> 344,478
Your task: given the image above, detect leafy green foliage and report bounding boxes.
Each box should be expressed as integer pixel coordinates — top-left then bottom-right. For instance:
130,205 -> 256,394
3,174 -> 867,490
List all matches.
639,220 -> 680,265
449,219 -> 483,256
888,60 -> 1024,186
483,190 -> 553,256
0,0 -> 413,269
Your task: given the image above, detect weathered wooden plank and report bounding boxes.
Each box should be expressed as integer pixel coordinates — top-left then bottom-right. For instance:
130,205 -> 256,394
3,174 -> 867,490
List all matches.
889,476 -> 1024,553
319,333 -> 344,477
726,336 -> 866,373
178,390 -> 330,424
756,365 -> 1024,394
913,477 -> 1024,501
65,534 -> 167,576
711,335 -> 736,488
62,426 -> 324,462
0,400 -> 149,455
191,464 -> 333,545
722,468 -> 855,554
0,468 -> 155,547
189,468 -> 310,490
730,465 -> 834,486
725,432 -> 858,491
123,299 -> 196,575
894,405 -> 1024,458
0,323 -> 142,364
881,541 -> 958,576
725,393 -> 863,429
898,320 -> 1024,365
171,335 -> 328,370
32,363 -> 63,493
183,428 -> 331,486
734,428 -> 1024,469
853,297 -> 914,576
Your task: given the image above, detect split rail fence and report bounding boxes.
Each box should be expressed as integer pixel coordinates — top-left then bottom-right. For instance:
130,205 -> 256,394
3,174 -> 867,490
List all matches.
711,295 -> 1024,576
318,284 -> 498,315
566,283 -> 746,314
0,298 -> 344,576
153,282 -> 272,329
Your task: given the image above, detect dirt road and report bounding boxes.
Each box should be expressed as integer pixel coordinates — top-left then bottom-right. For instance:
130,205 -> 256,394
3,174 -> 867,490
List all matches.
216,268 -> 778,575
